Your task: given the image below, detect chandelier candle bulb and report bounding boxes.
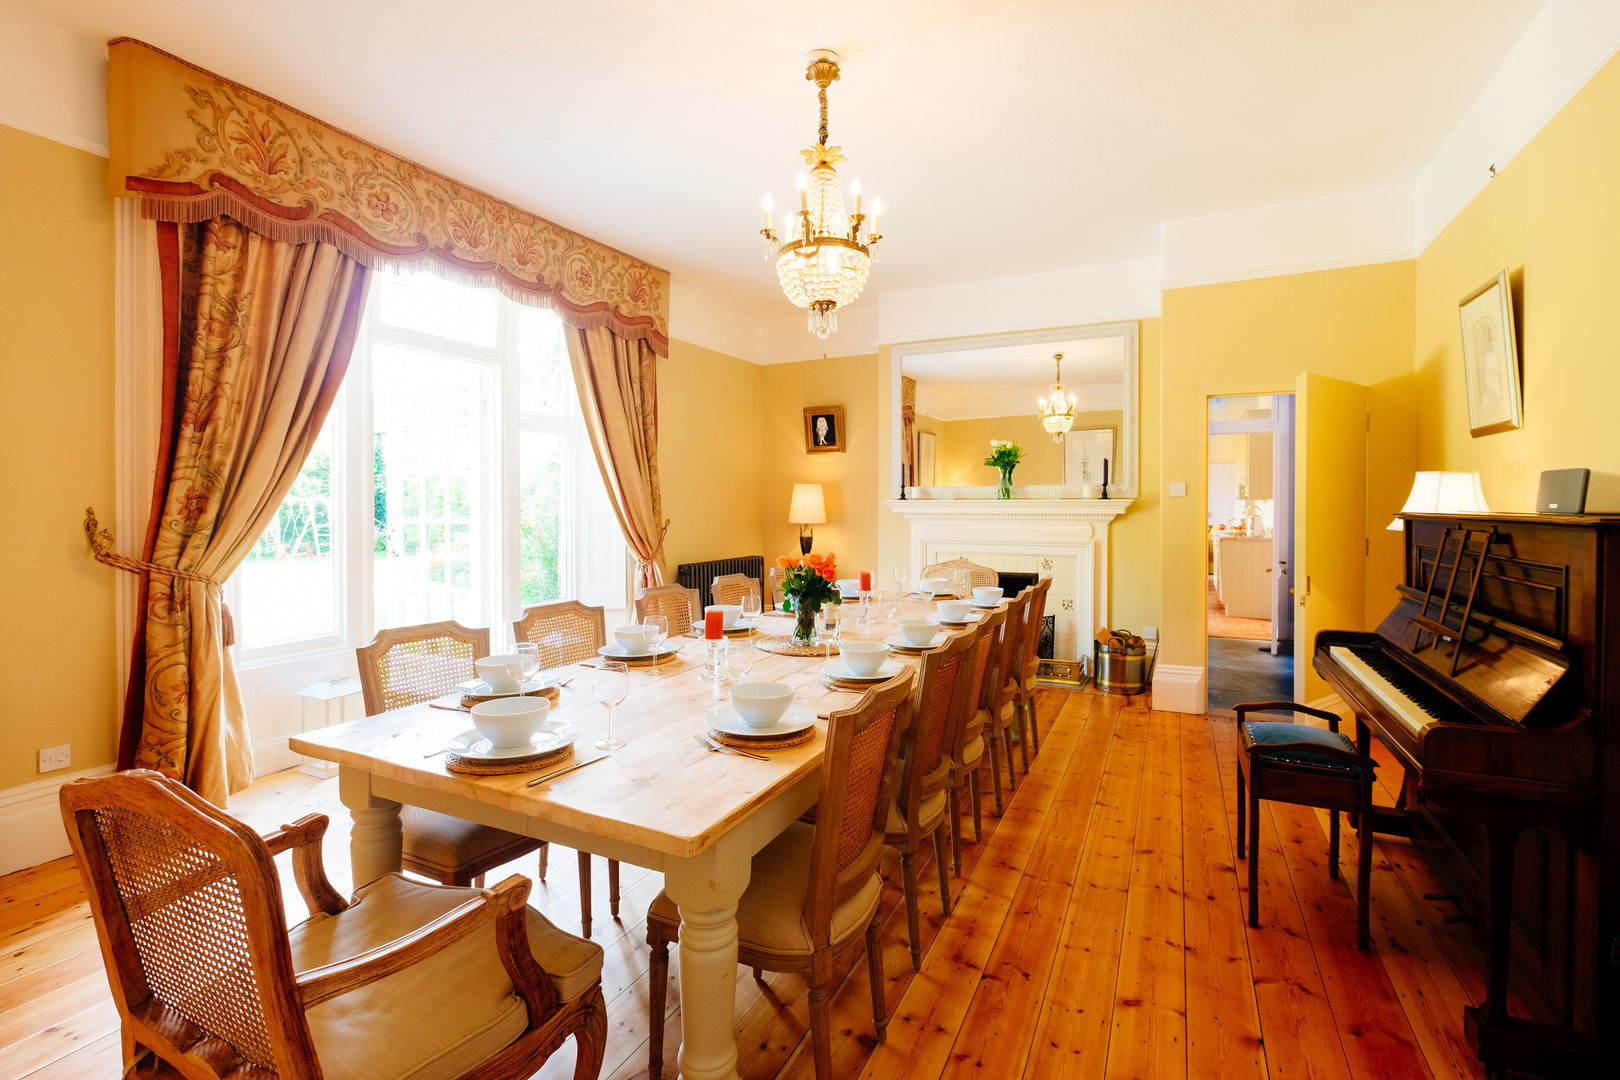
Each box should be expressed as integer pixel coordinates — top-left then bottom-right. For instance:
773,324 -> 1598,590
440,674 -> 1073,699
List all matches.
762,193 -> 773,230
797,172 -> 809,210
852,177 -> 862,216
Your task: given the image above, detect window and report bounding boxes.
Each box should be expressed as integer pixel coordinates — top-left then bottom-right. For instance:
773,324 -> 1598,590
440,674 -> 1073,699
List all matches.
229,270 -> 625,666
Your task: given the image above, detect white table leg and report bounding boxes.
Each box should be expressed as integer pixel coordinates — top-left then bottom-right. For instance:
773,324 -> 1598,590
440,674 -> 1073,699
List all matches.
661,829 -> 754,1080
339,767 -> 401,887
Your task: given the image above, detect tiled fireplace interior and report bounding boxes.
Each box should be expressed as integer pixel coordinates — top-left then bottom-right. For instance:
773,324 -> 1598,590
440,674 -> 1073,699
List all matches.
936,550 -> 1080,661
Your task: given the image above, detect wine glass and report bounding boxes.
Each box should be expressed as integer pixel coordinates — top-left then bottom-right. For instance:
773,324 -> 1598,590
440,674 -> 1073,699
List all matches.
593,661 -> 629,751
953,569 -> 970,598
892,567 -> 909,597
511,642 -> 540,687
642,614 -> 669,677
740,592 -> 762,624
725,627 -> 758,681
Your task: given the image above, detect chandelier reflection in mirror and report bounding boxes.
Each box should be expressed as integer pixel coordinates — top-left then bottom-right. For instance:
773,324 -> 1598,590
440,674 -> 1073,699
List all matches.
758,51 -> 883,339
1037,353 -> 1078,442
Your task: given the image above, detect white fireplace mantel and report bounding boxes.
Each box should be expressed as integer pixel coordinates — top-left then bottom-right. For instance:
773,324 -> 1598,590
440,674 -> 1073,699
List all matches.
884,498 -> 1131,665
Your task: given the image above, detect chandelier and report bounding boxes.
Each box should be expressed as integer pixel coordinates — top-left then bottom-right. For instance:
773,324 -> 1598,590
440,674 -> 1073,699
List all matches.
758,51 -> 882,339
1037,353 -> 1077,442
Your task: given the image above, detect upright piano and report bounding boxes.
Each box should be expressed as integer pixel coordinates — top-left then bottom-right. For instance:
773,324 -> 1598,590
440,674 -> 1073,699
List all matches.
1314,511 -> 1619,1079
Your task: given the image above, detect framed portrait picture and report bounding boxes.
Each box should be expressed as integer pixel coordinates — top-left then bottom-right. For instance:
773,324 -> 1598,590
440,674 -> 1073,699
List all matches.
916,431 -> 937,486
1063,427 -> 1115,486
804,405 -> 845,453
1458,271 -> 1522,437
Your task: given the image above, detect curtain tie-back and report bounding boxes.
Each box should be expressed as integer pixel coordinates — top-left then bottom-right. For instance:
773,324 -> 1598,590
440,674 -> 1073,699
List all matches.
635,517 -> 671,571
83,507 -> 222,590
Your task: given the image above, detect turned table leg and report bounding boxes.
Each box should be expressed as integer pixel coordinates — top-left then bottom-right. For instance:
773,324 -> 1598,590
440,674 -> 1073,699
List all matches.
339,767 -> 401,888
661,830 -> 753,1080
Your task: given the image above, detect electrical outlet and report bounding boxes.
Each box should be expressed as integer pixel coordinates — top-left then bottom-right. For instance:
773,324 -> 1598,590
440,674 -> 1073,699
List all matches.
1141,626 -> 1158,640
1169,481 -> 1187,497
39,744 -> 72,773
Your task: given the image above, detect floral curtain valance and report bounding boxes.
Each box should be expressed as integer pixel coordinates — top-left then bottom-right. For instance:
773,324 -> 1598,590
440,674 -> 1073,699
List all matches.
106,38 -> 670,354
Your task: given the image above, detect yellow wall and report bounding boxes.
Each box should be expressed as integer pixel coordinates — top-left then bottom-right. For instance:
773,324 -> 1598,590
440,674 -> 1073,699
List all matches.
657,339 -> 766,577
930,409 -> 1124,487
1415,50 -> 1620,510
1159,263 -> 1417,698
0,125 -> 118,790
760,353 -> 884,576
913,411 -> 945,484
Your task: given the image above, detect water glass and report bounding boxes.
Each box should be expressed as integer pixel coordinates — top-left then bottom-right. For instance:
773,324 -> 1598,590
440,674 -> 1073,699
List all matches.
725,628 -> 758,681
741,593 -> 762,621
643,614 -> 669,676
593,661 -> 629,750
511,642 -> 540,684
892,568 -> 909,596
816,603 -> 842,657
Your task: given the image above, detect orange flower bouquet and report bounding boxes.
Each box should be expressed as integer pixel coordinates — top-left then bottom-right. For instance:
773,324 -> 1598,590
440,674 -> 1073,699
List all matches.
776,552 -> 841,644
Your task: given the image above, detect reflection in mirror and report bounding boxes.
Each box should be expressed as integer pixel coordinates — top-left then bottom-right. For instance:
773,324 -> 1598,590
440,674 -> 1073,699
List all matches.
891,321 -> 1137,498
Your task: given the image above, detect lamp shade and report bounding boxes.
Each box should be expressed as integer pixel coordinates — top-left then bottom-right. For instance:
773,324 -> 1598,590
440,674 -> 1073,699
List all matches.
788,483 -> 826,525
1387,471 -> 1491,530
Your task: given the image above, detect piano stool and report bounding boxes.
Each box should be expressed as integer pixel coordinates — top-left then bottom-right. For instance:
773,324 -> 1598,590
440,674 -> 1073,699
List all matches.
1234,700 -> 1377,950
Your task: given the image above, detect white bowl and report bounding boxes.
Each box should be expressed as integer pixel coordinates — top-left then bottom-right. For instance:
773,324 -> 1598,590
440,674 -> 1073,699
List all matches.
836,577 -> 862,597
936,600 -> 975,622
704,604 -> 742,629
840,641 -> 891,676
475,654 -> 526,693
897,619 -> 938,646
729,682 -> 795,728
921,576 -> 951,595
614,625 -> 653,653
469,696 -> 550,748
972,586 -> 1004,606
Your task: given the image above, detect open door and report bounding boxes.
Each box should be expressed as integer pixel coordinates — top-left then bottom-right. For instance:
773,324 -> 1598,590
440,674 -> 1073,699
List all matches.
1270,394 -> 1296,654
1294,373 -> 1367,701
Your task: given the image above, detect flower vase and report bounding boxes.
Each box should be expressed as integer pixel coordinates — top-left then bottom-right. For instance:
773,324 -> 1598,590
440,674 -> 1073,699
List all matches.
997,464 -> 1015,500
793,603 -> 820,647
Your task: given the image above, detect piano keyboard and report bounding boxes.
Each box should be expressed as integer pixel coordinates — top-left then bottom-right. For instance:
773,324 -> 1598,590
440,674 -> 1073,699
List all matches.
1327,644 -> 1461,741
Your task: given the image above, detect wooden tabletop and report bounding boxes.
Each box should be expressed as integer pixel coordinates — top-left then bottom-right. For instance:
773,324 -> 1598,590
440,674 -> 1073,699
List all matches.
290,595 -> 989,860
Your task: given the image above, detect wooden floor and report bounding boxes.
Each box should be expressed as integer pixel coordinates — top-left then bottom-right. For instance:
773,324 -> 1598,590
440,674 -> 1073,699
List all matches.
2,688 -> 1507,1080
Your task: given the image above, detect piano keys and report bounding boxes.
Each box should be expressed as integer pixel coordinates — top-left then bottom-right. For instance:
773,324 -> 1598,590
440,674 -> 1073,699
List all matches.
1314,511 -> 1620,1080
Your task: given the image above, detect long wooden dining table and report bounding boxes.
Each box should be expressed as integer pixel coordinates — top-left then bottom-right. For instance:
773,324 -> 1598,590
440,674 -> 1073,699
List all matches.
289,594 -> 981,1080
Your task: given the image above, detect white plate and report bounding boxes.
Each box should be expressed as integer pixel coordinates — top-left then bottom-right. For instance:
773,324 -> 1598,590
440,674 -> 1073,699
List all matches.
448,720 -> 579,761
886,631 -> 946,650
456,676 -> 553,697
972,600 -> 1003,609
707,704 -> 817,739
724,616 -> 762,632
820,658 -> 905,682
928,611 -> 983,627
598,643 -> 681,661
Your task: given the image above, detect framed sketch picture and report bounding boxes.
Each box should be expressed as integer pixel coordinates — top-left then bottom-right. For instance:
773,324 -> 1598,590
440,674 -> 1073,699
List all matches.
916,431 -> 937,486
1458,271 -> 1522,437
804,405 -> 846,453
1063,427 -> 1114,486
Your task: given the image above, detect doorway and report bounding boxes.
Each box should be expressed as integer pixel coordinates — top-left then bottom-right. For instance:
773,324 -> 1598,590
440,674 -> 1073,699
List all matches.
1206,394 -> 1295,709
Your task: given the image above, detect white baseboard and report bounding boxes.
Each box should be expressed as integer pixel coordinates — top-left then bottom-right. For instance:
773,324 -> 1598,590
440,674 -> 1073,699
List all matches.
1151,664 -> 1206,714
0,763 -> 116,876
253,733 -> 301,778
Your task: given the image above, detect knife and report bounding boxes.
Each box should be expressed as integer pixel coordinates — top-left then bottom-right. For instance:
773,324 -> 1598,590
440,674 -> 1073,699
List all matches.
525,754 -> 611,787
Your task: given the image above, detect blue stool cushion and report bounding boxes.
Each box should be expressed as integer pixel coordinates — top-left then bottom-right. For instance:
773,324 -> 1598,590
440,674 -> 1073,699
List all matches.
1245,721 -> 1369,772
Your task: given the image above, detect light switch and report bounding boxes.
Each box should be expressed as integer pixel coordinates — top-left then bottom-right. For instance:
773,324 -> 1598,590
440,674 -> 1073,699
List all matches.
1169,481 -> 1187,497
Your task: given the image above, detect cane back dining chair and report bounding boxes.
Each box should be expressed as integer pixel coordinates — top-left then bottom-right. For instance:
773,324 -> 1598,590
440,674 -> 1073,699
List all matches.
511,602 -> 621,932
986,589 -> 1031,813
918,558 -> 998,591
646,672 -> 914,1080
947,607 -> 1006,876
709,572 -> 761,609
60,770 -> 607,1080
1235,700 -> 1377,949
634,584 -> 702,637
1010,576 -> 1052,760
357,620 -> 607,936
886,626 -> 976,970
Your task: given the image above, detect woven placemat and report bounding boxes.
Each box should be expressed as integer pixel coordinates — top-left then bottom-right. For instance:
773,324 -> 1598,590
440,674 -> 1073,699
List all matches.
821,674 -> 883,692
604,650 -> 681,668
886,641 -> 938,655
756,634 -> 840,657
445,742 -> 572,776
460,685 -> 561,708
709,727 -> 814,750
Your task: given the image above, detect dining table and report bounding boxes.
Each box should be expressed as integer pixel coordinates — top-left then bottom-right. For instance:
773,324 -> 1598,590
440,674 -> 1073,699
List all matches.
289,591 -> 991,1080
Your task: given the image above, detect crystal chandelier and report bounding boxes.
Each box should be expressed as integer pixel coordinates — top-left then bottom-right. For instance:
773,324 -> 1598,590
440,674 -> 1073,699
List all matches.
1037,353 -> 1077,442
758,51 -> 883,339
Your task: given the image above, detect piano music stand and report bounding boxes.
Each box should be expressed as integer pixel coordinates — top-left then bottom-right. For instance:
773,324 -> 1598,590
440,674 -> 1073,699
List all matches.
1410,525 -> 1495,676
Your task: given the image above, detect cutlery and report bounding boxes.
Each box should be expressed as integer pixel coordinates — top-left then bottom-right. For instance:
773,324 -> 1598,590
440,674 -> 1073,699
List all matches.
430,702 -> 472,713
693,733 -> 771,761
525,754 -> 611,787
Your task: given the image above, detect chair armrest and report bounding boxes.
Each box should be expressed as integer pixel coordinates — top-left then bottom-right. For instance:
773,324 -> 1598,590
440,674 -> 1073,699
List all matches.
262,814 -> 348,918
1234,700 -> 1345,733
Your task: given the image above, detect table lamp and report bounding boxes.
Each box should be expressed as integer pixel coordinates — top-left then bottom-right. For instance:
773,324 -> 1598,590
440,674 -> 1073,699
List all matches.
789,483 -> 826,554
1387,471 -> 1490,530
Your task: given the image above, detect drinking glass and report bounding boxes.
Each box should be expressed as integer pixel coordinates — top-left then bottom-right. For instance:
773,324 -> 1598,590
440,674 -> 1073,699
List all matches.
892,567 -> 909,597
593,661 -> 629,751
953,570 -> 970,598
511,642 -> 540,685
643,614 -> 669,677
740,593 -> 762,622
725,628 -> 758,681
816,603 -> 842,658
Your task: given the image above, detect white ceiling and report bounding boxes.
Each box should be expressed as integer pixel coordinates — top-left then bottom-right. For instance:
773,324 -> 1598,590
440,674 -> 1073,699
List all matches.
14,0 -> 1545,320
908,335 -> 1124,420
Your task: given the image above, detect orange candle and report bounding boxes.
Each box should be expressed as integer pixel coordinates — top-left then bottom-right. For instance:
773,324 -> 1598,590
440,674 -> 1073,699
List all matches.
859,571 -> 872,591
704,609 -> 724,640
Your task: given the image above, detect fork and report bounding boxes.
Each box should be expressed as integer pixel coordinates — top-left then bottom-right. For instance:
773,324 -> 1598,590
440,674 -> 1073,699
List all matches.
692,733 -> 770,761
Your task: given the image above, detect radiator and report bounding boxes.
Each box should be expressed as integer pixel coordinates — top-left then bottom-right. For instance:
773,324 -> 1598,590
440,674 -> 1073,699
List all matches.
676,555 -> 766,609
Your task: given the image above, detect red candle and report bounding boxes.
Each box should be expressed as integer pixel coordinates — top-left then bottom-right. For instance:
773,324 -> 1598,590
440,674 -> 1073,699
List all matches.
859,570 -> 872,592
704,609 -> 724,640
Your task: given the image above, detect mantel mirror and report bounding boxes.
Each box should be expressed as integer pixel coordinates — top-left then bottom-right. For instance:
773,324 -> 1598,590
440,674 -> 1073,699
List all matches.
891,321 -> 1138,500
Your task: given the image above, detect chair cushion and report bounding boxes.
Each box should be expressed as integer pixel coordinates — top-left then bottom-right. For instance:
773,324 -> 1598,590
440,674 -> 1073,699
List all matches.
400,807 -> 543,880
999,699 -> 1018,728
647,822 -> 880,961
1244,721 -> 1369,772
886,788 -> 948,836
957,733 -> 983,769
288,874 -> 603,1080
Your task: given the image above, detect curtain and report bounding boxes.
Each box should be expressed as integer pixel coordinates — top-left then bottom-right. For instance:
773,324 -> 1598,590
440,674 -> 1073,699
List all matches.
115,217 -> 369,804
566,326 -> 668,589
901,376 -> 917,483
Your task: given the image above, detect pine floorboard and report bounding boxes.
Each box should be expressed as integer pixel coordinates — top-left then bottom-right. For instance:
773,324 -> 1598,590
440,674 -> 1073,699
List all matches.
2,688 -> 1508,1079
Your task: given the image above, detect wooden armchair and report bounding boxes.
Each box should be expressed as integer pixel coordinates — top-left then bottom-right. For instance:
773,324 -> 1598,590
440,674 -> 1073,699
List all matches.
634,584 -> 701,636
947,607 -> 1006,876
986,588 -> 1032,812
1010,576 -> 1052,758
919,558 -> 998,589
647,673 -> 914,1080
60,770 -> 607,1080
709,572 -> 761,608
